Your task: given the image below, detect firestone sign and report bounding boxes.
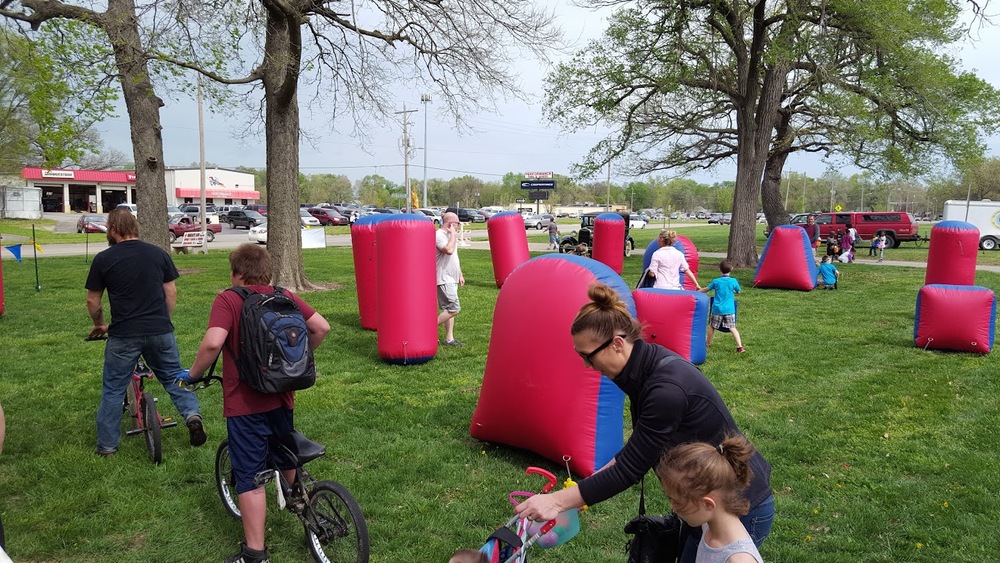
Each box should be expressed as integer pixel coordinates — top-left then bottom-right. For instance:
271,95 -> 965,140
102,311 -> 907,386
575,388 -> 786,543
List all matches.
41,169 -> 75,179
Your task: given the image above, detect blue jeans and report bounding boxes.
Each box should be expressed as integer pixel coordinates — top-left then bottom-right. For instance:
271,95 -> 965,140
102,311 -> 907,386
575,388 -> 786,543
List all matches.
678,494 -> 774,563
96,333 -> 201,452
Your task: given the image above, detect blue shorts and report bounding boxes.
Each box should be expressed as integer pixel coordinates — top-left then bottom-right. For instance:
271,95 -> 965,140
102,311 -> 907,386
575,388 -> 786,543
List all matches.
226,408 -> 296,494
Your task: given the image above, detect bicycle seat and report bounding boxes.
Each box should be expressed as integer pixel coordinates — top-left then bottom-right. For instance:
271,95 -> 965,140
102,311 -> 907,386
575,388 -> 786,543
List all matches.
273,430 -> 326,465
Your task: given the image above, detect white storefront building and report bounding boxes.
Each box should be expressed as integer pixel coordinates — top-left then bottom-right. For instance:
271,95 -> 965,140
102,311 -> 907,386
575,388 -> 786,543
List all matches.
19,166 -> 259,214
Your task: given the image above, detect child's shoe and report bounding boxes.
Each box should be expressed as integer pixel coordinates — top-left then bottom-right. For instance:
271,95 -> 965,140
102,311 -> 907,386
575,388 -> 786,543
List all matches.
737,347 -> 746,353
224,544 -> 270,563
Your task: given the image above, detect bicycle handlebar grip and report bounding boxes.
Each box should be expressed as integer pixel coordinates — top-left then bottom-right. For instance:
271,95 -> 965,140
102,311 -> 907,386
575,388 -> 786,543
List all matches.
525,466 -> 558,493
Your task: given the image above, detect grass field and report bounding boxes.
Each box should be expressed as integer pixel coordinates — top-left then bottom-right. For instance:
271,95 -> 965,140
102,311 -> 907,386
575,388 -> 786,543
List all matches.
0,229 -> 998,562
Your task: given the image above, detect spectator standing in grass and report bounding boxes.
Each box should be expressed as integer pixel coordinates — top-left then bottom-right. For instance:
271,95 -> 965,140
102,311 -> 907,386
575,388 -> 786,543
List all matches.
85,208 -> 205,458
548,219 -> 561,250
436,212 -> 465,346
825,230 -> 841,261
181,244 -> 331,563
876,231 -> 887,263
648,230 -> 701,291
803,215 -> 820,254
817,256 -> 840,289
513,283 -> 773,562
699,260 -> 745,353
658,435 -> 765,563
868,232 -> 879,257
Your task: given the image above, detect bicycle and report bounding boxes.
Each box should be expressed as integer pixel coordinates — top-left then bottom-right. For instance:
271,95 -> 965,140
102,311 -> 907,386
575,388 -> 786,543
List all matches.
185,374 -> 370,562
86,336 -> 178,464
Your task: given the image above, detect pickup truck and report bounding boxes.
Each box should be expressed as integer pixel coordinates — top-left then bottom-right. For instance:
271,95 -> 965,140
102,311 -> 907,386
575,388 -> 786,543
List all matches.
168,214 -> 222,243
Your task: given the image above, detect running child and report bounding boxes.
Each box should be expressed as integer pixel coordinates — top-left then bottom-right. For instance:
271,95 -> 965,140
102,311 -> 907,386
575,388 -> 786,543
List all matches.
699,260 -> 745,353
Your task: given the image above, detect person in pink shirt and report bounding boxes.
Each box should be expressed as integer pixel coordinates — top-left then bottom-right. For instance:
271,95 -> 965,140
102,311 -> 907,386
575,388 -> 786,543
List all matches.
647,230 -> 701,290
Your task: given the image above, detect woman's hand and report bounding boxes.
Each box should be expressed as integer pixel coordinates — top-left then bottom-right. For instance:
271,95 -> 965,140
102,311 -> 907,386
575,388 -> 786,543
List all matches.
513,487 -> 583,522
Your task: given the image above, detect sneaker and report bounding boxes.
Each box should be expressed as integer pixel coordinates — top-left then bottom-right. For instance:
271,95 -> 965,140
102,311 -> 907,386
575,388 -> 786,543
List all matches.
95,448 -> 117,458
443,339 -> 465,347
737,347 -> 746,353
224,544 -> 270,563
186,415 -> 207,447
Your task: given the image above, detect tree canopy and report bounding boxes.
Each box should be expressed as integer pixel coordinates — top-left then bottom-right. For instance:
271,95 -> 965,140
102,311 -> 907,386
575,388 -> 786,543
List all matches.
546,0 -> 1000,266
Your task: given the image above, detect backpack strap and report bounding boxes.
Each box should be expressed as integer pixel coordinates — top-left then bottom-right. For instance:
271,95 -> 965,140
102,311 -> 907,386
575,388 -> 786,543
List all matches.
228,286 -> 255,300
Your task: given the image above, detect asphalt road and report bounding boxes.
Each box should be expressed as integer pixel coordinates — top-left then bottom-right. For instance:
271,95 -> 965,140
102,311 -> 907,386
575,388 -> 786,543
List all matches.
3,213 -> 999,273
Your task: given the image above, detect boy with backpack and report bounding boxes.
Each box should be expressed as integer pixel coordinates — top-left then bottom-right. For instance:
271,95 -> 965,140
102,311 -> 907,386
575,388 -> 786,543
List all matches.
180,244 -> 331,563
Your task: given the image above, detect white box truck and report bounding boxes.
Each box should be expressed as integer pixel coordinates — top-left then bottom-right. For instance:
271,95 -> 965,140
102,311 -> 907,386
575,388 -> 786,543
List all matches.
943,200 -> 1000,250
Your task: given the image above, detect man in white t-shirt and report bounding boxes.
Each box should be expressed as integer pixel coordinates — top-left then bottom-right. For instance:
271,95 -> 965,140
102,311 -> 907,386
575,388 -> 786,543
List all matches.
436,212 -> 466,346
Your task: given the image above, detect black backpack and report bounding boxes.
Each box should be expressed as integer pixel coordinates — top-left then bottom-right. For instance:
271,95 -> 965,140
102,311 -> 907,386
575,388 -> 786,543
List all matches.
229,286 -> 316,393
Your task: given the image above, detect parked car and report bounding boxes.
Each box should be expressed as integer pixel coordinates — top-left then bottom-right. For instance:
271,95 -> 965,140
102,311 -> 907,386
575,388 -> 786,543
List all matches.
248,222 -> 268,244
299,208 -> 321,226
789,211 -> 919,248
76,214 -> 107,233
245,203 -> 268,216
445,207 -> 486,223
558,212 -> 635,257
523,213 -> 554,230
309,207 -> 349,226
116,203 -> 137,216
226,209 -> 266,229
707,213 -> 723,224
179,203 -> 221,224
168,214 -> 221,243
629,217 -> 648,229
216,204 -> 243,222
417,208 -> 442,226
722,213 -> 732,225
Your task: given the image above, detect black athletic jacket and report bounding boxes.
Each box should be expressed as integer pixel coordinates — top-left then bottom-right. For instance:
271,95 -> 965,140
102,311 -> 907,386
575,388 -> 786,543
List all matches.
577,340 -> 772,509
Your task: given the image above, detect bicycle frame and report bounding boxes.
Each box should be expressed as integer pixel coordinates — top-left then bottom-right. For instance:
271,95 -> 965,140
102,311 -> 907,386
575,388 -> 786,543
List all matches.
124,359 -> 178,436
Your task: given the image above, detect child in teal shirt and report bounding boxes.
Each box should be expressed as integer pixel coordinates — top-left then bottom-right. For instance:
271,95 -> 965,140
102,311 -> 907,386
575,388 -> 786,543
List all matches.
699,260 -> 745,353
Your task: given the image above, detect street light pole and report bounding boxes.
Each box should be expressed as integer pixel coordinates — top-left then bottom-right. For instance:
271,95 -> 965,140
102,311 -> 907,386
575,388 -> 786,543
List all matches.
420,94 -> 431,209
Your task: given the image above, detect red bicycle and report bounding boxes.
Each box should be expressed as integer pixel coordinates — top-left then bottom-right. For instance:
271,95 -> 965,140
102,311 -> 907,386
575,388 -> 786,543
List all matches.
86,336 -> 177,464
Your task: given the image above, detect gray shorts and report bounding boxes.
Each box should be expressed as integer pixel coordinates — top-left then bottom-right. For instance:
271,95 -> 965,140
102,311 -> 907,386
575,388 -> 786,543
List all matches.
437,283 -> 461,313
710,313 -> 736,330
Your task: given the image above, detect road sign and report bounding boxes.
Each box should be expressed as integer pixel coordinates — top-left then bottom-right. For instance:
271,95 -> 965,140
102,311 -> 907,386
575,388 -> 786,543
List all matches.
529,190 -> 549,200
835,204 -> 843,211
515,198 -> 526,203
524,171 -> 553,179
520,180 -> 556,190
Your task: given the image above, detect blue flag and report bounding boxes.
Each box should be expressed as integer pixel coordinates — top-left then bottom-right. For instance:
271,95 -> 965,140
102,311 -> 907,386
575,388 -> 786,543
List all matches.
4,244 -> 22,263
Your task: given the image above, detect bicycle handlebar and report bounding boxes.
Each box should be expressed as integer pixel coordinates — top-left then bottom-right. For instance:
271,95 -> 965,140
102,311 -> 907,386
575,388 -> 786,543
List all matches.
179,374 -> 223,391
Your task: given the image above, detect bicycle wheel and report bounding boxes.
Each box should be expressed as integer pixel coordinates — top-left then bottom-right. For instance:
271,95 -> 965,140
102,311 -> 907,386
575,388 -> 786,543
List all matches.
304,481 -> 370,563
140,392 -> 162,464
214,440 -> 242,520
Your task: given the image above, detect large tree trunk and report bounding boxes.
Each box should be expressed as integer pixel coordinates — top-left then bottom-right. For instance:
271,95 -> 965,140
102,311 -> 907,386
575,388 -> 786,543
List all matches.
262,0 -> 315,291
761,112 -> 793,232
106,0 -> 169,249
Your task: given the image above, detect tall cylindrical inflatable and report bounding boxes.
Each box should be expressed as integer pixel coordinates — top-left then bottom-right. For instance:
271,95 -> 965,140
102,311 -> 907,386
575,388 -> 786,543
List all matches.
925,221 -> 979,286
591,212 -> 626,274
351,214 -> 395,330
487,211 -> 530,288
376,216 -> 438,364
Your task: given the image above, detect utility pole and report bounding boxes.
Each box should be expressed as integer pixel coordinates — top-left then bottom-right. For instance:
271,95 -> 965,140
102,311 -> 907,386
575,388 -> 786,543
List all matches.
784,171 -> 791,210
606,161 -> 612,211
420,94 -> 431,209
396,104 -> 418,213
197,75 -> 207,252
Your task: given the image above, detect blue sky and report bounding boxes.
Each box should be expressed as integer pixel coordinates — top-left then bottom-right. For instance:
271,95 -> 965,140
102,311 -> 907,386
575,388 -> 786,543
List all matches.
97,2 -> 1000,187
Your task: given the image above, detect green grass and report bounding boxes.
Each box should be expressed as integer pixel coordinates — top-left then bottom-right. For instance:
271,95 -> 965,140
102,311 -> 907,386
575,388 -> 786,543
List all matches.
0,234 -> 998,562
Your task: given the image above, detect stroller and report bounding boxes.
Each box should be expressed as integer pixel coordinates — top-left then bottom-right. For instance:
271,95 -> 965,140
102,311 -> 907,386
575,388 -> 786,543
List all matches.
480,467 -> 581,563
